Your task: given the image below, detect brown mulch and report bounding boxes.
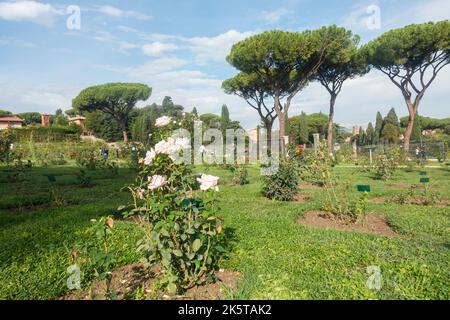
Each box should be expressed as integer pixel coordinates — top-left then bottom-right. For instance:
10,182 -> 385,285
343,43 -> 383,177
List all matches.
61,263 -> 240,300
293,193 -> 312,203
297,211 -> 397,237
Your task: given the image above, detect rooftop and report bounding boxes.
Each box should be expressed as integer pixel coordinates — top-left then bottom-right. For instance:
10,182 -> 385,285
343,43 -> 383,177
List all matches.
68,116 -> 86,121
0,116 -> 23,122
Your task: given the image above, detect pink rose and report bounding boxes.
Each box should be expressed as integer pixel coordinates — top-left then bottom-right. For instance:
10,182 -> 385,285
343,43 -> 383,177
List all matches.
148,175 -> 167,190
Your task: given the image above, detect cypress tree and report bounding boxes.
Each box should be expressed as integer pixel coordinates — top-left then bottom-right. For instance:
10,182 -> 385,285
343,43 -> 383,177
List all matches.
220,104 -> 231,133
374,111 -> 383,144
382,108 -> 400,144
298,112 -> 309,144
366,122 -> 375,145
384,108 -> 400,128
192,107 -> 198,119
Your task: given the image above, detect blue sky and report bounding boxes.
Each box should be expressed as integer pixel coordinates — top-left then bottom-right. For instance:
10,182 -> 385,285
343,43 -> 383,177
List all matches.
0,0 -> 449,129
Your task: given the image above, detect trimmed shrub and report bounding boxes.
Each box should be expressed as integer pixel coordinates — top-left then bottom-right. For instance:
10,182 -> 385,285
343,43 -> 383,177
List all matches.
262,159 -> 298,201
9,125 -> 81,143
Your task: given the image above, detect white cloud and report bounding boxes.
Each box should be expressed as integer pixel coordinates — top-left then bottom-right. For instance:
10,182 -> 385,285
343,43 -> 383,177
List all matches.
142,42 -> 178,56
0,80 -> 77,113
413,0 -> 450,21
117,25 -> 140,33
138,29 -> 255,64
91,31 -> 139,54
92,30 -> 115,43
261,7 -> 290,24
96,57 -> 189,76
94,5 -> 151,20
187,29 -> 255,64
340,1 -> 379,33
141,33 -> 185,42
93,57 -> 258,127
95,5 -> 122,17
0,0 -> 62,26
0,36 -> 35,47
341,0 -> 450,39
384,0 -> 450,29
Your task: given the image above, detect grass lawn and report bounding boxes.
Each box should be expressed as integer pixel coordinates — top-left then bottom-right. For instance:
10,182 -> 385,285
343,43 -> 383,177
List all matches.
0,163 -> 449,299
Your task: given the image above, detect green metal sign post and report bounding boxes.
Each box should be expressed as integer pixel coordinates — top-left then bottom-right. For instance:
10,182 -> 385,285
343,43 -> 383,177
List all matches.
420,178 -> 430,184
357,185 -> 371,192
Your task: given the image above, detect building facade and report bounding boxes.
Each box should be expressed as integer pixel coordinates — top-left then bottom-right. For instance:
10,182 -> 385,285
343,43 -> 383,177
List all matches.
0,116 -> 23,130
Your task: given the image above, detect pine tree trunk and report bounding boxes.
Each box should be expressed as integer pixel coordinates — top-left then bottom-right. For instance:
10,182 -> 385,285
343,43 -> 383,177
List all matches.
327,94 -> 336,155
279,115 -> 286,138
119,120 -> 128,143
265,122 -> 273,144
403,99 -> 419,152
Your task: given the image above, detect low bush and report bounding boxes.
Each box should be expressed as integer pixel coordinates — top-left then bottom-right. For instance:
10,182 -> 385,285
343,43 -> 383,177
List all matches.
262,159 -> 298,201
390,184 -> 442,206
232,165 -> 250,185
0,130 -> 14,163
372,147 -> 402,180
295,148 -> 327,186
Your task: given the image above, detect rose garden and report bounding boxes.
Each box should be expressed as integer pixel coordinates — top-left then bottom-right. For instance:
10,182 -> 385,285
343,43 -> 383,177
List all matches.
0,21 -> 449,300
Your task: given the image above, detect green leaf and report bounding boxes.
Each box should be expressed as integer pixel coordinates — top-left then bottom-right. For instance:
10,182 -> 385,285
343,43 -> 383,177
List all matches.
160,229 -> 170,237
167,282 -> 177,294
192,239 -> 202,252
173,249 -> 182,257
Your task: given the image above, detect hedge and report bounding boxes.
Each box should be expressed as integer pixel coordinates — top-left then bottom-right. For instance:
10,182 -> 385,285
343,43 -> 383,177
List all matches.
8,125 -> 81,143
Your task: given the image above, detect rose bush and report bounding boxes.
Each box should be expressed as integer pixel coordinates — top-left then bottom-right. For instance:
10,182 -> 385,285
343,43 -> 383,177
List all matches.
122,127 -> 227,294
0,129 -> 14,163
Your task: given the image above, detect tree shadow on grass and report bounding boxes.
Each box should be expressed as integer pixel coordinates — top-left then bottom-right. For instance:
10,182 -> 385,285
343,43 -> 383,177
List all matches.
0,201 -> 122,266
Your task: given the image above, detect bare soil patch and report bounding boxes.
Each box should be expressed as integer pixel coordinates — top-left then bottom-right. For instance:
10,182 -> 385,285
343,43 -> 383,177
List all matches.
298,211 -> 397,237
223,182 -> 239,187
293,193 -> 312,203
386,183 -> 441,191
370,196 -> 450,206
299,183 -> 323,190
62,263 -> 240,300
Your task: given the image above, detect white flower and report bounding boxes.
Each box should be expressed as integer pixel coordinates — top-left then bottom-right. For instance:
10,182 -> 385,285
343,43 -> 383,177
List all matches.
175,137 -> 190,150
155,116 -> 172,128
154,140 -> 168,154
197,174 -> 220,192
144,149 -> 156,165
155,138 -> 176,155
148,175 -> 167,190
154,137 -> 190,158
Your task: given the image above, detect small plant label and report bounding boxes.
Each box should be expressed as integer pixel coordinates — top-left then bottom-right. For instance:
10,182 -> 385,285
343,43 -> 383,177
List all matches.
357,185 -> 371,192
420,178 -> 430,183
420,171 -> 428,176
